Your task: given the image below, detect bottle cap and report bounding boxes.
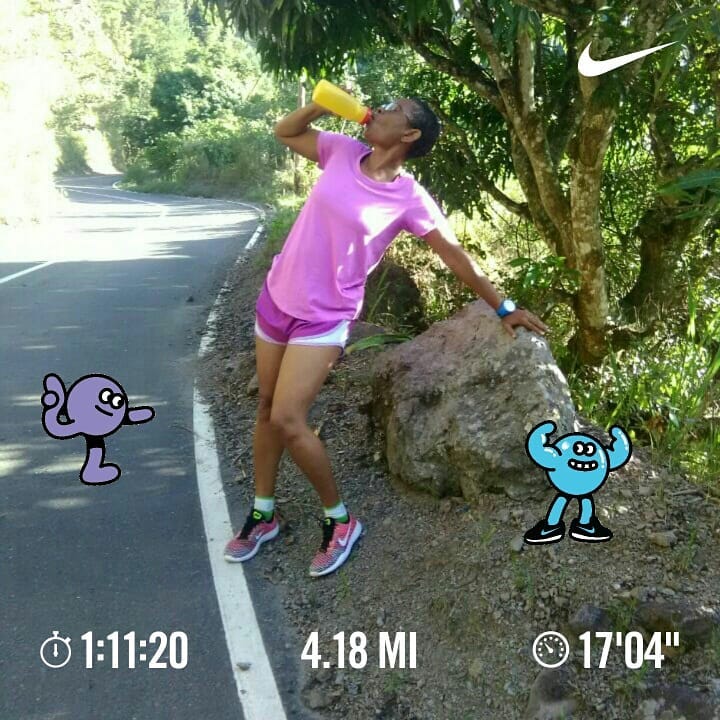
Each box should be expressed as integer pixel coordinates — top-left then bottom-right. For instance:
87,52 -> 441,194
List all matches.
360,108 -> 373,125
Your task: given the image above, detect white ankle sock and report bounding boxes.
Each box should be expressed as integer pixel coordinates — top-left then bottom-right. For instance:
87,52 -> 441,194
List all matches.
254,496 -> 275,518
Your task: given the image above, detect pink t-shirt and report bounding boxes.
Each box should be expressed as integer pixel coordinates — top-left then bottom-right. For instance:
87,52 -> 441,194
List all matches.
265,130 -> 448,322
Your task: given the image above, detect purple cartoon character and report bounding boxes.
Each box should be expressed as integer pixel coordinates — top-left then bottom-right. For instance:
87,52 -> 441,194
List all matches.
41,373 -> 155,485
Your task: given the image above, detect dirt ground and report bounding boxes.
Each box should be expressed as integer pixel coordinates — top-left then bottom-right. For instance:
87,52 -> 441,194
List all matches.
197,239 -> 720,720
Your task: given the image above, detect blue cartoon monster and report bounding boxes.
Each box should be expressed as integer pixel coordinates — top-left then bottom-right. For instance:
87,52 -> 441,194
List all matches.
523,421 -> 632,544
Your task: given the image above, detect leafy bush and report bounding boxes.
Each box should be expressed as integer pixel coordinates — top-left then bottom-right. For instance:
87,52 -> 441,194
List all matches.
569,282 -> 720,484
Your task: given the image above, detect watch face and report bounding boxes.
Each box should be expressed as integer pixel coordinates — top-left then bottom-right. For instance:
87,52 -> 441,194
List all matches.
505,300 -> 516,313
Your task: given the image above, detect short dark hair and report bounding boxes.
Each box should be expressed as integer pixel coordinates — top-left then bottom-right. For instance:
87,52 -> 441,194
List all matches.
404,98 -> 441,159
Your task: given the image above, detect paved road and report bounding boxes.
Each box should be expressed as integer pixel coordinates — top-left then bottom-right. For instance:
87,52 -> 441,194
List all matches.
0,175 -> 308,720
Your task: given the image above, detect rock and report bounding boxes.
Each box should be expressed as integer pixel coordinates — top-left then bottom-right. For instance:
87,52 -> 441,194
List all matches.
629,586 -> 651,602
634,684 -> 720,720
510,535 -> 525,553
360,259 -> 427,331
634,600 -> 720,649
305,686 -> 333,710
440,498 -> 453,514
649,531 -> 678,548
246,373 -> 259,396
316,665 -> 333,683
376,608 -> 386,627
567,604 -> 613,635
468,658 -> 484,680
497,507 -> 511,522
526,667 -> 578,719
368,300 -> 577,501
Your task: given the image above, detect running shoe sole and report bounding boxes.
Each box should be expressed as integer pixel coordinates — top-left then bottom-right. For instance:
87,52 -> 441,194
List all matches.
524,532 -> 564,544
224,523 -> 279,563
569,529 -> 612,542
309,520 -> 364,577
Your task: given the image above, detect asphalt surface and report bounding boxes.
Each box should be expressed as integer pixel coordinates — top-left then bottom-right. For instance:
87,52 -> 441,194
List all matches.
0,175 -> 311,720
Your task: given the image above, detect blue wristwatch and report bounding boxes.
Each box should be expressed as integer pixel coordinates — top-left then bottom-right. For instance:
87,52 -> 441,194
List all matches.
496,299 -> 517,318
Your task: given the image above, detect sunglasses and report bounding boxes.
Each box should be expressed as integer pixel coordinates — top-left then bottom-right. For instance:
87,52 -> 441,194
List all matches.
380,100 -> 414,126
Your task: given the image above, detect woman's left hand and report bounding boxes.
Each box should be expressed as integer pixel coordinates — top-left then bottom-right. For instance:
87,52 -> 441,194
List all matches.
500,308 -> 549,339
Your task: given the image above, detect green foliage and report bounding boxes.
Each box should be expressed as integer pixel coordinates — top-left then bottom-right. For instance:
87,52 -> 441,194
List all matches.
503,255 -> 580,311
569,279 -> 720,485
55,132 -> 91,175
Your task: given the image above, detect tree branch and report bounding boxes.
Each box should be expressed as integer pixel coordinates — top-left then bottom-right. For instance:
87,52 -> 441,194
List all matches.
548,25 -> 581,163
465,0 -> 572,241
464,1 -> 516,91
372,4 -> 505,115
516,11 -> 535,117
510,0 -> 587,25
434,109 -> 532,220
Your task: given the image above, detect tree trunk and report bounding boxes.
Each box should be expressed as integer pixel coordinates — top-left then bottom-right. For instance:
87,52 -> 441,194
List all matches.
566,100 -> 616,365
620,204 -> 707,319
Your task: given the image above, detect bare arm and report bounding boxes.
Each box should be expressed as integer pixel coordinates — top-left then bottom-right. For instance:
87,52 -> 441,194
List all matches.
274,102 -> 328,137
274,102 -> 329,162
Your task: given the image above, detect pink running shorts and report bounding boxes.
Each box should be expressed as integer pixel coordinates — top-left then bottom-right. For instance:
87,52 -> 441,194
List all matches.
255,279 -> 355,352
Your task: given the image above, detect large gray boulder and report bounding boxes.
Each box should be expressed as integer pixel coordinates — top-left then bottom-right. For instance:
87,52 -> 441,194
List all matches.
369,299 -> 577,500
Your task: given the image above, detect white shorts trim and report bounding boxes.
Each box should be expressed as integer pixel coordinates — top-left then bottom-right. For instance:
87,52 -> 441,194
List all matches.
254,318 -> 351,348
254,319 -> 284,345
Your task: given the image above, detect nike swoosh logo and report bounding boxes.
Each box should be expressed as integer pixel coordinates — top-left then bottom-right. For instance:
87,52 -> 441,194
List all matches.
576,525 -> 595,533
540,527 -> 557,536
338,532 -> 350,547
578,41 -> 677,77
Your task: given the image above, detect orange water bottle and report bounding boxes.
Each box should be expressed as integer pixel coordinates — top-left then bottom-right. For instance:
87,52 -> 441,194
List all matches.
312,79 -> 373,125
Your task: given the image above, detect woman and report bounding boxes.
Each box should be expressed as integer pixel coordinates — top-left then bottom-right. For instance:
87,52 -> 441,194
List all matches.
224,92 -> 548,577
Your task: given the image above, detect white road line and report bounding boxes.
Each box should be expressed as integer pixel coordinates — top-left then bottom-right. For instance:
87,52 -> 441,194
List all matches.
0,180 -> 263,286
110,177 -> 281,717
0,184 -> 168,286
196,195 -> 265,356
6,178 -> 281,717
193,391 -> 287,720
193,210 -> 287,720
62,186 -> 168,209
0,261 -> 56,285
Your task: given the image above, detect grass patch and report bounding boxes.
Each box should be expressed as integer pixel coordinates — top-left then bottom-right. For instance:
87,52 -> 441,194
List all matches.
606,597 -> 638,634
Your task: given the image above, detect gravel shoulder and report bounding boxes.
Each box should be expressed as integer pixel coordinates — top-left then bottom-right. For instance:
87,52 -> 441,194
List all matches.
197,239 -> 720,720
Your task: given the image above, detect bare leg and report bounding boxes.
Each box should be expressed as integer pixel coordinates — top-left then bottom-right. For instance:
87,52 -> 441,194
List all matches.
253,336 -> 288,497
269,344 -> 343,507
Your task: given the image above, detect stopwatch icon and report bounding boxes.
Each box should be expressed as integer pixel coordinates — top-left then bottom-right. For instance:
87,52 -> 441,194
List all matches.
40,631 -> 72,668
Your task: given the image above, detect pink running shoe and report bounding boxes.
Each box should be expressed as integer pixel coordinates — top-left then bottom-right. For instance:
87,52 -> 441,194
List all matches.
309,515 -> 364,577
224,509 -> 279,563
